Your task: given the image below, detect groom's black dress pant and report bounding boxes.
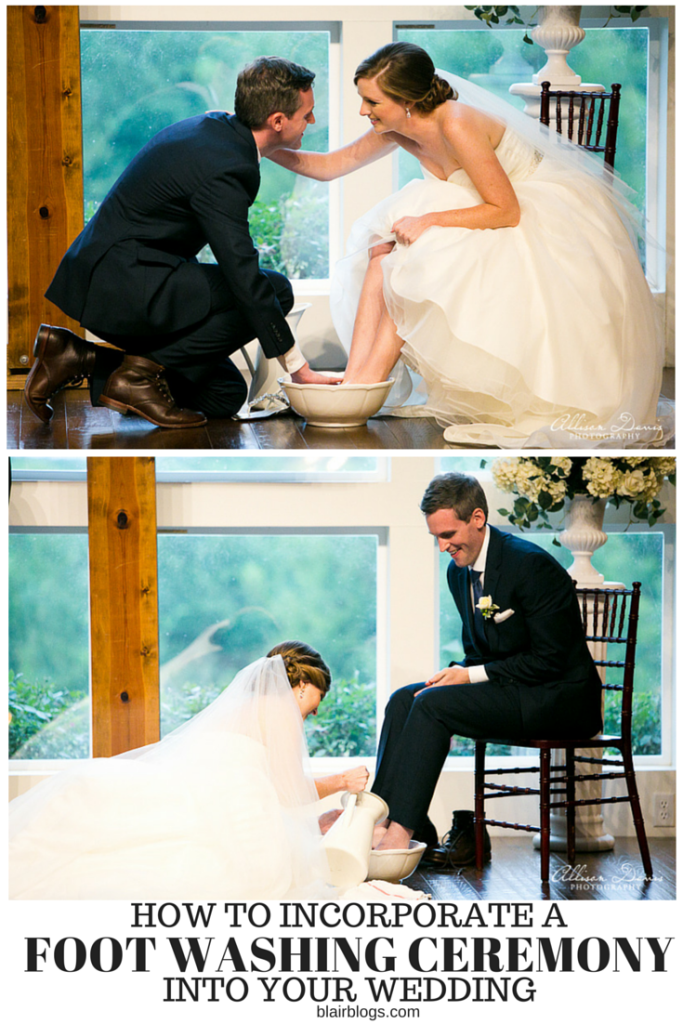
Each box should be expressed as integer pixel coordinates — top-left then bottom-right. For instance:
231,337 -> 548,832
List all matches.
89,265 -> 294,418
371,680 -> 529,833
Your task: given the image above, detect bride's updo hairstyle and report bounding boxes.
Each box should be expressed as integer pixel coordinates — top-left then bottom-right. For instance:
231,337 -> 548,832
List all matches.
354,42 -> 456,113
267,640 -> 331,696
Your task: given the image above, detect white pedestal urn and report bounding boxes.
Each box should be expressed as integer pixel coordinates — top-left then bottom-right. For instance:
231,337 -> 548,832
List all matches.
534,494 -> 619,854
509,5 -> 604,121
559,494 -> 608,586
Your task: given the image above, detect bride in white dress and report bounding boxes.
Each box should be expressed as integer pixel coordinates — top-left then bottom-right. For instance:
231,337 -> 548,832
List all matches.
9,641 -> 369,900
273,42 -> 668,448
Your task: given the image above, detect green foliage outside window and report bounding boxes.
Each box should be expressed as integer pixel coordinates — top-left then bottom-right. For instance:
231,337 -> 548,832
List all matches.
9,671 -> 87,759
80,28 -> 331,278
156,534 -> 377,754
9,534 -> 91,759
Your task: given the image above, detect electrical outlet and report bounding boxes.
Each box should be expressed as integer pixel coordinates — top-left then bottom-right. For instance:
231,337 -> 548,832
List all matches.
653,793 -> 675,827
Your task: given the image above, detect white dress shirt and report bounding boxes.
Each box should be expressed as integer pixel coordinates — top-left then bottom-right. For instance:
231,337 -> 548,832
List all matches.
467,525 -> 490,684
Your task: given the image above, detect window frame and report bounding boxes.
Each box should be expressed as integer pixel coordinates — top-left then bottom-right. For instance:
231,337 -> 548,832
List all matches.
10,454 -> 389,484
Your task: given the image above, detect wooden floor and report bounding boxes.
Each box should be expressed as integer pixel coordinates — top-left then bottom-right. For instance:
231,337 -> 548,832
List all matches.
408,837 -> 675,901
7,389 -> 454,450
7,367 -> 674,450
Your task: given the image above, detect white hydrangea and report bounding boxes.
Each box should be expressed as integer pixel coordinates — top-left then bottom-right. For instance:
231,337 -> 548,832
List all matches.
491,458 -> 520,493
653,457 -> 676,478
514,462 -> 546,502
549,457 -> 572,476
582,457 -> 621,498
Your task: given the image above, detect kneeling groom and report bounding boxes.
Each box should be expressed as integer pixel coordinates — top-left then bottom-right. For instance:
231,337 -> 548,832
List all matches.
26,57 -> 333,429
372,471 -> 601,863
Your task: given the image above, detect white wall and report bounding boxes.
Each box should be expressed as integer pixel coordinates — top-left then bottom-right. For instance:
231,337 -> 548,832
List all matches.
8,458 -> 676,840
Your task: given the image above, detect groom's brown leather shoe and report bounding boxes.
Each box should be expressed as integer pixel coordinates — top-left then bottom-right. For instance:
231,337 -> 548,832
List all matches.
24,324 -> 97,423
99,354 -> 207,428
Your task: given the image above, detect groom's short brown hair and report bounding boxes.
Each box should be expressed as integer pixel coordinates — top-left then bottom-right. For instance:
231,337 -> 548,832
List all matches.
420,472 -> 489,523
235,56 -> 316,129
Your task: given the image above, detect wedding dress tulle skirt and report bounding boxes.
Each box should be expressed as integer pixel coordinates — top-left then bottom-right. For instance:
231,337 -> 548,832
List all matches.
9,658 -> 332,900
331,129 -> 669,448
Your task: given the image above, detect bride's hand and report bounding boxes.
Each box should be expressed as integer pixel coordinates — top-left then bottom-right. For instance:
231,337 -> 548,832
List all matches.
341,765 -> 370,793
391,214 -> 434,246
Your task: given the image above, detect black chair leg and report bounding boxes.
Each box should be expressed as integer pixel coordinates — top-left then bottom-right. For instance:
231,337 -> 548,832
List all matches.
565,746 -> 576,864
474,741 -> 486,870
540,748 -> 551,882
623,748 -> 653,879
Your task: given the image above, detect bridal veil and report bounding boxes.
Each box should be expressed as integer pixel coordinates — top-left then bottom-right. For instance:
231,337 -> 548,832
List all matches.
9,656 -> 332,900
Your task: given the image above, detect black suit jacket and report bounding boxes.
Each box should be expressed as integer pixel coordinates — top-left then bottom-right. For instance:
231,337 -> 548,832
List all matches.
447,525 -> 602,736
46,113 -> 295,358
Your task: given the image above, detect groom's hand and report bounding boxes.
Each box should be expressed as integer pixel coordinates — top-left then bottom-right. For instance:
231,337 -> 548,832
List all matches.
423,666 -> 471,688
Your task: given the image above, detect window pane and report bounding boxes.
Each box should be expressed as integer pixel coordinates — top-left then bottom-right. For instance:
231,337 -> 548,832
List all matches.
396,26 -> 648,213
438,456 -> 486,475
157,534 -> 377,756
438,530 -> 664,756
9,455 -> 381,482
9,534 -> 91,759
80,28 -> 330,278
155,455 -> 380,480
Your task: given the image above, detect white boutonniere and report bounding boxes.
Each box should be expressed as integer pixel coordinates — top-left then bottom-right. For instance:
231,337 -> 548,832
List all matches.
476,595 -> 500,620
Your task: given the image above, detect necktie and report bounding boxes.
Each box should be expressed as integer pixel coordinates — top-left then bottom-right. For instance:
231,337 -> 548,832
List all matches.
470,569 -> 487,649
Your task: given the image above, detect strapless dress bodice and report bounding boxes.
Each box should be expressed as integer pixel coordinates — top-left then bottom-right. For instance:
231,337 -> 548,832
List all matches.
422,127 -> 542,189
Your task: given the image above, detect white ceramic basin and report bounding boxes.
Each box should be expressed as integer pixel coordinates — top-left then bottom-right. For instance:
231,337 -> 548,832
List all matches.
278,375 -> 395,428
367,840 -> 427,883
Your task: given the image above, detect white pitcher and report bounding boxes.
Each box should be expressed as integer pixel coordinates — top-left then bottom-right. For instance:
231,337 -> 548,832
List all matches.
322,790 -> 390,888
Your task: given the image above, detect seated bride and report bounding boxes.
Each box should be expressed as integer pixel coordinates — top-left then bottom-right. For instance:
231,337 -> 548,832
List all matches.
9,641 -> 369,900
271,42 -> 670,449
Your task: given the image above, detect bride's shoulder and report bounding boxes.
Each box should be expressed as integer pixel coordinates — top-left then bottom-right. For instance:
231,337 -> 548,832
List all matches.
440,101 -> 506,149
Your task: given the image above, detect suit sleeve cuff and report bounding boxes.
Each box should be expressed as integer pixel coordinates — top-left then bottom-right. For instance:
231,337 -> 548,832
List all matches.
276,343 -> 306,375
468,665 -> 489,684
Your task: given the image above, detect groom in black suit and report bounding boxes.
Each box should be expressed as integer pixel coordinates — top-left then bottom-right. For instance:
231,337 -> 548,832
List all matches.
26,57 -> 332,428
372,471 -> 602,856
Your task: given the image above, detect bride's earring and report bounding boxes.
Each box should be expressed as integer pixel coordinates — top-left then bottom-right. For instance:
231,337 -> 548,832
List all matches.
405,107 -> 412,119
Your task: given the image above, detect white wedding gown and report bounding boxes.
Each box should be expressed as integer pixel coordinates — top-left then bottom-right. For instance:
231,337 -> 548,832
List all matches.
331,122 -> 669,449
9,657 -> 333,900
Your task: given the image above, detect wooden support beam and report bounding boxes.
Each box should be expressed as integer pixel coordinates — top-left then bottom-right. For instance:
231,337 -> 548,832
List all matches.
7,5 -> 84,386
87,458 -> 160,756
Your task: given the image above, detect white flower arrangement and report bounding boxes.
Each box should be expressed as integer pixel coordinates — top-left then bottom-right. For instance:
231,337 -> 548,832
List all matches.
489,457 -> 675,532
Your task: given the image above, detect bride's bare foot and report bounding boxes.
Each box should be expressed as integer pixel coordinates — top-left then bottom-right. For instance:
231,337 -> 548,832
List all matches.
374,821 -> 414,851
342,369 -> 387,386
372,824 -> 388,848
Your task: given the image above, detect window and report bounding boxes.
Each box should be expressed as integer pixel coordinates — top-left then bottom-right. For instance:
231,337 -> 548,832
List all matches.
9,532 -> 91,760
80,23 -> 336,279
9,457 -> 673,773
157,531 -> 379,756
